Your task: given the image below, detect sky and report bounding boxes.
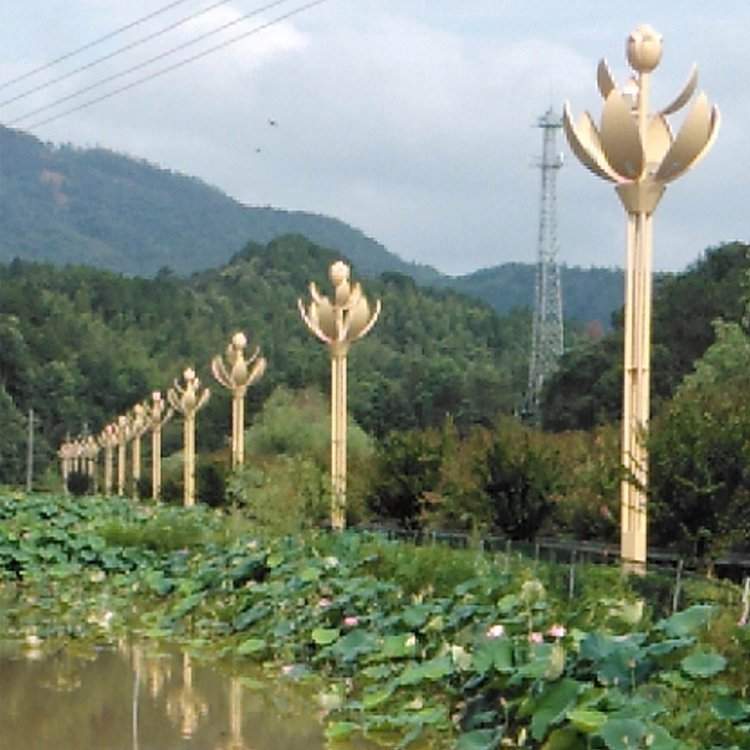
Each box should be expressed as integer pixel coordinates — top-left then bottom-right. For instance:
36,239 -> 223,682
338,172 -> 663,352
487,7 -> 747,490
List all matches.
0,1 -> 747,277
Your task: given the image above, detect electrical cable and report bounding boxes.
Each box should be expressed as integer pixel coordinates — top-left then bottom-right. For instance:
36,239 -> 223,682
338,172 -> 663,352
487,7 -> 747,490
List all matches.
0,0 -> 198,91
8,0 -> 296,126
19,0 -> 329,131
0,0 -> 233,109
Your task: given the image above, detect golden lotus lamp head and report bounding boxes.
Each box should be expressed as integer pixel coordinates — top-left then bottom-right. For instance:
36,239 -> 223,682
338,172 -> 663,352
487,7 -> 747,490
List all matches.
563,23 -> 719,214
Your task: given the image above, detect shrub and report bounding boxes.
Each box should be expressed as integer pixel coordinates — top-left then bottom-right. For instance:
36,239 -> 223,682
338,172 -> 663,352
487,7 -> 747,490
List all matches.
67,470 -> 91,496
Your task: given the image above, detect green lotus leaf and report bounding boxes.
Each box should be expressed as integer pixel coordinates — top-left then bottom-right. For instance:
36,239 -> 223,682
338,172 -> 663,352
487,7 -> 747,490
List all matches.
656,605 -> 715,638
542,726 -> 587,749
711,695 -> 750,722
455,727 -> 502,750
236,637 -> 265,656
530,678 -> 583,740
567,708 -> 608,733
597,717 -> 646,750
680,649 -> 727,678
324,720 -> 359,740
312,627 -> 340,646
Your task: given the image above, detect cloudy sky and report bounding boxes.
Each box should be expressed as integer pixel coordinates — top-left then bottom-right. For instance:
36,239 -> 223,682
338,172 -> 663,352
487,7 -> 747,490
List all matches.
1,1 -> 747,276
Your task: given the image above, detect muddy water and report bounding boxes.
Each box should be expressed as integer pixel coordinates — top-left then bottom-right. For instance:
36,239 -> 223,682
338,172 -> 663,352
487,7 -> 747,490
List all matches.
0,642 -> 373,749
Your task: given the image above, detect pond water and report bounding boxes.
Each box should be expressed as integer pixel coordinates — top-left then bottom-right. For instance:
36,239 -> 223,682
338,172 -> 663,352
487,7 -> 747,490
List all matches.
0,641 -> 376,750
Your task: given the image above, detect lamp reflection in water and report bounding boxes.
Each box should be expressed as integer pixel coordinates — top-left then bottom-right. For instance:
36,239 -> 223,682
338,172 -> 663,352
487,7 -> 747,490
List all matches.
166,652 -> 209,739
563,24 -> 719,569
212,676 -> 253,750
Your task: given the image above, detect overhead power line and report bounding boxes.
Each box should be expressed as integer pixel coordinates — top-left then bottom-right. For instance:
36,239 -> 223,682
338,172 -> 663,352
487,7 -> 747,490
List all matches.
8,0 -> 297,126
0,0 -> 198,92
19,0 -> 329,131
0,0 -> 233,109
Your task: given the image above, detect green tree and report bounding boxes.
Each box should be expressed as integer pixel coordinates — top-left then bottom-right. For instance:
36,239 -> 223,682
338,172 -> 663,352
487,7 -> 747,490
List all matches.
649,321 -> 750,559
476,421 -> 560,540
366,428 -> 444,529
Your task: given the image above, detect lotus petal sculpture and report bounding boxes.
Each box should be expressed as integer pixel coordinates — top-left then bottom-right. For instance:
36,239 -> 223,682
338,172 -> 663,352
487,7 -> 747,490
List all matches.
168,368 -> 210,507
563,25 -> 719,570
211,332 -> 266,469
299,261 -> 381,530
563,24 -> 719,212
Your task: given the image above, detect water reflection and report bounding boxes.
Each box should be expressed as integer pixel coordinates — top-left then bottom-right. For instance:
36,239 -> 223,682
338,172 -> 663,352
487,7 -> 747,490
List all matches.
0,641 -> 373,750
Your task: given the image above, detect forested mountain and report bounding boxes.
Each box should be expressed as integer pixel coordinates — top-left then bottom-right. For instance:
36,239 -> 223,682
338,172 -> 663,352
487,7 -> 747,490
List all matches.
0,235 -> 530,484
0,125 -> 441,283
0,125 -> 623,328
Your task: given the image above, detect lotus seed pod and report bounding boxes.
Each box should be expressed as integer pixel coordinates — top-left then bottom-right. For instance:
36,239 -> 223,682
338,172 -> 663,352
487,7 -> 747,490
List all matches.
232,331 -> 247,349
627,24 -> 662,73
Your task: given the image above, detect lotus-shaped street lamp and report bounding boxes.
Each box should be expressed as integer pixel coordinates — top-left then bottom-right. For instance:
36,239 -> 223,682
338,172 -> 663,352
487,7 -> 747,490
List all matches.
98,423 -> 118,497
299,260 -> 381,530
115,414 -> 132,496
168,367 -> 210,507
563,25 -> 719,569
129,403 -> 150,500
146,391 -> 173,501
211,332 -> 267,469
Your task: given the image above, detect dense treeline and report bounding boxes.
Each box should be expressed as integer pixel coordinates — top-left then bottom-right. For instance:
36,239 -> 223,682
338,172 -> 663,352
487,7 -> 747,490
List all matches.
1,237 -> 748,560
542,241 -> 750,431
0,234 -> 529,485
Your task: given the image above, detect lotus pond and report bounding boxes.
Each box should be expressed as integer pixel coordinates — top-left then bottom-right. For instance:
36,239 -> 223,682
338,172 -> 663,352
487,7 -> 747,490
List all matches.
0,492 -> 748,749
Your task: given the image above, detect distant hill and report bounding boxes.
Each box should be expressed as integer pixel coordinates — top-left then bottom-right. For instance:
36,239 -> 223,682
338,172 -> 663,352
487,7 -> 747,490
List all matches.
0,124 -> 624,326
0,125 -> 441,283
441,263 -> 624,329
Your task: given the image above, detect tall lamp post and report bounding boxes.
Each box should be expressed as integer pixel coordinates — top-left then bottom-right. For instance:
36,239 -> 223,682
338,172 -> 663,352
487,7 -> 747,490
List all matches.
299,261 -> 381,530
99,423 -> 118,497
563,25 -> 719,569
168,368 -> 210,507
147,391 -> 173,501
211,332 -> 267,469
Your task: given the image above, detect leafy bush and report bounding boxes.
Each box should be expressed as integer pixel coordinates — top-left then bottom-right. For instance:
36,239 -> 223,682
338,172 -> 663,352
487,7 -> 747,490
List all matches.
66,470 -> 91,496
649,321 -> 750,559
366,427 -> 444,529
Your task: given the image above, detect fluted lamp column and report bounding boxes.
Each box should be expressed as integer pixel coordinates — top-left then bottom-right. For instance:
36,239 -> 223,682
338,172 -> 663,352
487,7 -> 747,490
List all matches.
147,391 -> 173,501
115,415 -> 132,496
168,368 -> 210,507
211,332 -> 267,470
299,260 -> 381,530
99,423 -> 118,497
563,25 -> 719,569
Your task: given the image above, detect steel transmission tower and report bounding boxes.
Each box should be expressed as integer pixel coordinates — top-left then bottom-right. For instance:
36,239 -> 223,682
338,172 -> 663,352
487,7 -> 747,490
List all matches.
526,108 -> 564,421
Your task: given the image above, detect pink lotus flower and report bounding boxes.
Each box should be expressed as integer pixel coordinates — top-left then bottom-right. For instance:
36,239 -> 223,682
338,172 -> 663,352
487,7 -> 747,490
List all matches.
343,616 -> 359,628
528,631 -> 544,644
548,624 -> 567,639
485,624 -> 505,639
317,597 -> 332,609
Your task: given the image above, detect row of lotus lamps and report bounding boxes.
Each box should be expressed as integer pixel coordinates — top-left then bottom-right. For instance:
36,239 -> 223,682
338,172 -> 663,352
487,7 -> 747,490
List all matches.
57,260 -> 380,527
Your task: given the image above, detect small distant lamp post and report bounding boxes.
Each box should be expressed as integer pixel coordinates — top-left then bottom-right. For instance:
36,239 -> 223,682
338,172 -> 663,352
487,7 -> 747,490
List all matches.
115,415 -> 131,496
57,441 -> 74,493
168,368 -> 210,507
83,435 -> 100,493
128,403 -> 150,500
99,423 -> 118,497
563,25 -> 719,569
298,260 -> 381,530
211,332 -> 267,469
147,391 -> 173,501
